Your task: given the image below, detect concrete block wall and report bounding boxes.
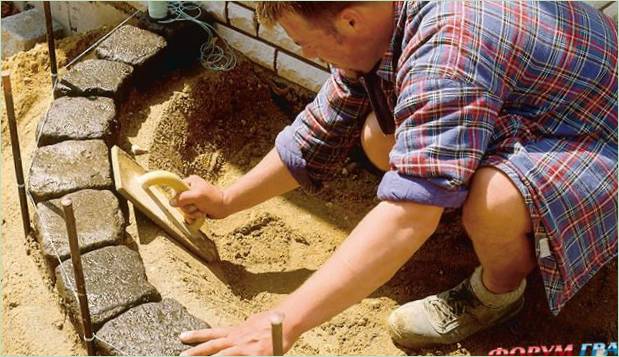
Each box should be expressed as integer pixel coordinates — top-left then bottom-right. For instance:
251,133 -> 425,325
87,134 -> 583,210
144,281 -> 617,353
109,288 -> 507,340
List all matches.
602,1 -> 619,22
200,1 -> 331,93
1,8 -> 64,58
14,1 -> 128,34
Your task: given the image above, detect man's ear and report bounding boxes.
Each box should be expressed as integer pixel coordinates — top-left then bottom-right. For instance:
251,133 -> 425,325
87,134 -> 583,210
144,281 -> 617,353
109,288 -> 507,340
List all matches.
335,7 -> 363,35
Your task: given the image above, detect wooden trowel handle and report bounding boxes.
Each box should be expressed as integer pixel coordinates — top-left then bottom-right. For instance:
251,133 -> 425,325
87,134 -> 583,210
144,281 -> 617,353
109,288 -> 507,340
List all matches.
138,170 -> 205,231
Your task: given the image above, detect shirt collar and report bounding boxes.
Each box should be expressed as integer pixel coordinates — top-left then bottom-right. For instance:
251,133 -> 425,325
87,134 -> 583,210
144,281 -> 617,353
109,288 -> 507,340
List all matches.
375,1 -> 406,82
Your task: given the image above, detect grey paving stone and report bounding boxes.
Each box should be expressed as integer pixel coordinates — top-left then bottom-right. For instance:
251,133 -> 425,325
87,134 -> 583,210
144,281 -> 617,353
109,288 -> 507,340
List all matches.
53,59 -> 133,101
28,140 -> 113,202
37,96 -> 117,147
34,189 -> 125,266
1,8 -> 63,58
95,24 -> 166,67
55,245 -> 161,331
96,298 -> 210,356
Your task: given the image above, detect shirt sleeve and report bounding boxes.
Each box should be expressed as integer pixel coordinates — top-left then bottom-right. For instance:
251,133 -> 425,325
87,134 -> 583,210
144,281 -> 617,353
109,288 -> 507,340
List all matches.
377,75 -> 504,208
275,68 -> 371,193
376,4 -> 508,208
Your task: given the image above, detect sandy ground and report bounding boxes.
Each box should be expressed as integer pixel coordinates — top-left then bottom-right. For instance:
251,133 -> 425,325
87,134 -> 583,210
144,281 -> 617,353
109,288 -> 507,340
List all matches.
2,31 -> 617,356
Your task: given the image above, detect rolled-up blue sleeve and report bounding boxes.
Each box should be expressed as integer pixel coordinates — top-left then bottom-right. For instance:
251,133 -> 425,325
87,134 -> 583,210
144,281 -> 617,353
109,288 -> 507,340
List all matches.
378,171 -> 469,208
275,69 -> 371,193
275,124 -> 319,192
378,75 -> 503,207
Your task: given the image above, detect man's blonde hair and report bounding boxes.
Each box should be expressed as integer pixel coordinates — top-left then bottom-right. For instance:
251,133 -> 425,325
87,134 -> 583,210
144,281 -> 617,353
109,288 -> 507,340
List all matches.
256,2 -> 357,27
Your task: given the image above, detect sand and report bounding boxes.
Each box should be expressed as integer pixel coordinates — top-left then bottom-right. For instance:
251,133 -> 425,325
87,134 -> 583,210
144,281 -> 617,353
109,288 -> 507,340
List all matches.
2,30 -> 616,356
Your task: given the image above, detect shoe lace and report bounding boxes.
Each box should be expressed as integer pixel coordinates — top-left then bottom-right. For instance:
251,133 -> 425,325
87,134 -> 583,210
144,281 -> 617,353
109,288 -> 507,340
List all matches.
428,281 -> 480,326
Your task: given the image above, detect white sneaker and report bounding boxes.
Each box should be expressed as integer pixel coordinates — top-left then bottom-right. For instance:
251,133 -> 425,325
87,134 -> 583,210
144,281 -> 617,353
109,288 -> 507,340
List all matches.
388,267 -> 525,348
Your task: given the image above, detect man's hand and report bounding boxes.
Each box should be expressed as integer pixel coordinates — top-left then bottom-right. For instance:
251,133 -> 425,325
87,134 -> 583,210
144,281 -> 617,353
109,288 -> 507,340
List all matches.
169,149 -> 299,223
170,175 -> 229,220
179,311 -> 296,356
178,200 -> 442,356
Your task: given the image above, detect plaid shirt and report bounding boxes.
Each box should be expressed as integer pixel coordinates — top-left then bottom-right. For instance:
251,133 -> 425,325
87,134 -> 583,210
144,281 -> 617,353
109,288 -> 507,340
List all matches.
275,1 -> 617,314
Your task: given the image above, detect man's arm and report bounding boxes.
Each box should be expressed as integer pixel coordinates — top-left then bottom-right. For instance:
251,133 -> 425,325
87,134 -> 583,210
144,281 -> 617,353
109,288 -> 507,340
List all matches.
179,200 -> 444,355
172,148 -> 299,219
174,67 -> 369,220
223,148 -> 299,214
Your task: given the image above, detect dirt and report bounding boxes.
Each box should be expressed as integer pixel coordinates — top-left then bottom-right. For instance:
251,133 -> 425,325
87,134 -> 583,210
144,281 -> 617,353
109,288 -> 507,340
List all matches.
2,30 -> 617,356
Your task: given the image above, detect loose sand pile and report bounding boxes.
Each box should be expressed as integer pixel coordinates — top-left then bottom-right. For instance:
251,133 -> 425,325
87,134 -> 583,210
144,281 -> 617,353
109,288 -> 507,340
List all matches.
2,29 -> 616,355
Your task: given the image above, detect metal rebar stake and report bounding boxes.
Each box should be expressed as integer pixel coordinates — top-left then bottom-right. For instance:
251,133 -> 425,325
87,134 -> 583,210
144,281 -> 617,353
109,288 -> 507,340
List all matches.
62,199 -> 96,355
2,71 -> 31,237
43,1 -> 58,96
271,312 -> 284,356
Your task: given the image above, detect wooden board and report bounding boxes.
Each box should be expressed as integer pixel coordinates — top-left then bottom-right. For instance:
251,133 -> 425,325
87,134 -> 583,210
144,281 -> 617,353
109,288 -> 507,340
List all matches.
111,146 -> 219,262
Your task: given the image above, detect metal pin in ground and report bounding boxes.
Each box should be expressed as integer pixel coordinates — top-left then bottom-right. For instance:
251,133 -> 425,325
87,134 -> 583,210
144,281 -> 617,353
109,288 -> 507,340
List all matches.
43,1 -> 58,96
2,71 -> 31,238
271,312 -> 285,356
62,198 -> 96,355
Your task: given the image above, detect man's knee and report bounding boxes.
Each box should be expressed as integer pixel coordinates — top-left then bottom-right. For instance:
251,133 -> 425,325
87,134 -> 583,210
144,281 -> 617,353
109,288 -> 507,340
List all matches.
462,167 -> 532,239
361,112 -> 395,172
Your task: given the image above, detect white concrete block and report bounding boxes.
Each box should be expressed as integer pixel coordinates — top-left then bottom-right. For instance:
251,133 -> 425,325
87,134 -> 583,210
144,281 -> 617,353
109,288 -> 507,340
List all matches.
276,52 -> 330,92
11,1 -> 29,11
199,1 -> 227,22
237,1 -> 257,10
228,2 -> 257,36
76,2 -> 125,33
259,23 -> 328,69
128,1 -> 148,12
41,1 -> 126,34
1,8 -> 64,58
259,23 -> 299,55
27,1 -> 72,33
215,24 -> 275,70
585,1 -> 614,10
603,2 -> 618,21
48,2 -> 72,32
28,1 -> 130,34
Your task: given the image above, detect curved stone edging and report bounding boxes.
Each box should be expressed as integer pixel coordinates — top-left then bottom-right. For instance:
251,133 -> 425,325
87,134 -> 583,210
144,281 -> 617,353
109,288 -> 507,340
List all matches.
28,22 -> 211,355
